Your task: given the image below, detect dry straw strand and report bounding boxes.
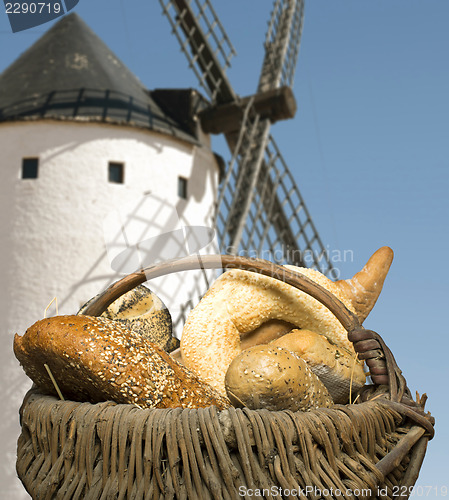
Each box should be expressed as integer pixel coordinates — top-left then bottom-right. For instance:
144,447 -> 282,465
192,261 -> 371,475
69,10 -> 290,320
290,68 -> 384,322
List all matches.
44,297 -> 58,318
44,363 -> 65,401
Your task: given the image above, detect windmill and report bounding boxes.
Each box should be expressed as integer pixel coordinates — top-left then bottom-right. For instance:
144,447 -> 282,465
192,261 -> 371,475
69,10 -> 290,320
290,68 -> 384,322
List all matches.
160,0 -> 337,279
0,6 -> 340,496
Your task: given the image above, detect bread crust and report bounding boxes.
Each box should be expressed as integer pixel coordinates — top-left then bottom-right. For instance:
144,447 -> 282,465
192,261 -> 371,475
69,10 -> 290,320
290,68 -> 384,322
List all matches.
14,315 -> 229,410
271,329 -> 366,404
225,345 -> 333,411
78,285 -> 179,352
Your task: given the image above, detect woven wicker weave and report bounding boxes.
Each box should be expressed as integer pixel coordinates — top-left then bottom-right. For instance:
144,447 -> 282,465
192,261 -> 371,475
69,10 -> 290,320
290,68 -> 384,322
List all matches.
16,255 -> 435,499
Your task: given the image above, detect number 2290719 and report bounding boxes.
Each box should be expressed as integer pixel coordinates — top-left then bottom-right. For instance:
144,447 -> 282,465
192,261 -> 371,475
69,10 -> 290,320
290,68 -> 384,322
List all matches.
5,3 -> 62,14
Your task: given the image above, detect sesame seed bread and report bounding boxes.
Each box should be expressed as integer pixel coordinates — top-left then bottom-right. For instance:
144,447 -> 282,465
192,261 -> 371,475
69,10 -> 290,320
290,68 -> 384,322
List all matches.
13,315 -> 230,410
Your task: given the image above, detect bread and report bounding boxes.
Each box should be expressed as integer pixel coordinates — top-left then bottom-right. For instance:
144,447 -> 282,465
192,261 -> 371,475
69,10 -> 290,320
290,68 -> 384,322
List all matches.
78,285 -> 179,353
13,315 -> 229,410
239,319 -> 295,351
180,266 -> 358,396
181,247 -> 392,396
271,329 -> 366,404
335,246 -> 394,323
225,345 -> 333,411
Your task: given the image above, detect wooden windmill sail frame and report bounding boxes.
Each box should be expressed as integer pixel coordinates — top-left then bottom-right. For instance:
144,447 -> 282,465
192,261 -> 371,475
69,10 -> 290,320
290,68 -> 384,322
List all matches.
160,0 -> 337,279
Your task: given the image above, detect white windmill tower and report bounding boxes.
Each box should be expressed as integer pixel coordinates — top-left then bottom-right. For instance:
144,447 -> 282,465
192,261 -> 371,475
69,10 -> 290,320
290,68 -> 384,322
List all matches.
0,13 -> 221,496
0,1 -> 338,496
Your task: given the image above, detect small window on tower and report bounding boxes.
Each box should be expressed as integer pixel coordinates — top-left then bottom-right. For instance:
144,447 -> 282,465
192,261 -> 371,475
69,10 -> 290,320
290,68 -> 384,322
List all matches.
178,176 -> 188,199
108,162 -> 124,184
22,158 -> 39,179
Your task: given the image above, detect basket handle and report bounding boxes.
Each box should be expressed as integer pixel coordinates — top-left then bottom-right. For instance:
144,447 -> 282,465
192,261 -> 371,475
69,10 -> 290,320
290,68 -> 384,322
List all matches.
81,254 -> 398,396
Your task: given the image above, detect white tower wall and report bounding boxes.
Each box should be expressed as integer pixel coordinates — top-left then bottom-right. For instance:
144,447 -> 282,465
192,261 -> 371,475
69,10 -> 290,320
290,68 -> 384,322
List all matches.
0,119 -> 220,497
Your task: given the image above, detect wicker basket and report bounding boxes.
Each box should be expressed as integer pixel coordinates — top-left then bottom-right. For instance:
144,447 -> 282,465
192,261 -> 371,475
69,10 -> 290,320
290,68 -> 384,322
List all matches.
16,255 -> 435,499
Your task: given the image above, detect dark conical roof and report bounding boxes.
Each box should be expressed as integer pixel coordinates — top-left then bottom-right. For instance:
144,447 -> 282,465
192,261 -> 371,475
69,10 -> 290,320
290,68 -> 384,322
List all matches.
0,13 -> 198,143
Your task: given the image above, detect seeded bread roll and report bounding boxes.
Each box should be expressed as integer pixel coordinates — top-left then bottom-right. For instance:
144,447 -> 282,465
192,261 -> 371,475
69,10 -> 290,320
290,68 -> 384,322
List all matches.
78,285 -> 179,353
225,345 -> 333,411
13,315 -> 229,410
272,330 -> 366,404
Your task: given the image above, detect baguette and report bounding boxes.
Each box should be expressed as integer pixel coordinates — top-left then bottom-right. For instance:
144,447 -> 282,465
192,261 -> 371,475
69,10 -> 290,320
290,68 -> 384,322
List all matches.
13,315 -> 230,410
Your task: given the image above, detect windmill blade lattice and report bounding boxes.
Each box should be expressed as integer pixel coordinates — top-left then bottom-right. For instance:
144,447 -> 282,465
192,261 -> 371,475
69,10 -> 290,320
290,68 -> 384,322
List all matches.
159,0 -> 236,104
259,0 -> 305,91
217,131 -> 337,278
160,0 -> 336,278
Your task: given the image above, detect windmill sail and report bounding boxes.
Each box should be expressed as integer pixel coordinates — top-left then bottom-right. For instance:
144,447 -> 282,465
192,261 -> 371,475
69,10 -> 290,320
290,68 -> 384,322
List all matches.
159,0 -> 236,103
259,0 -> 304,91
160,0 -> 336,278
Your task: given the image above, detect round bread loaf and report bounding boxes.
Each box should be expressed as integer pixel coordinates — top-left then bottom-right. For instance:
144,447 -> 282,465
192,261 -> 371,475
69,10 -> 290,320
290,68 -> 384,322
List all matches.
13,315 -> 229,410
224,345 -> 333,411
271,330 -> 366,404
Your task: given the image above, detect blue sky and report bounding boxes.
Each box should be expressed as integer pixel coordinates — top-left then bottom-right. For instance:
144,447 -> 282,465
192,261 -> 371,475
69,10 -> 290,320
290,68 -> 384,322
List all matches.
1,0 -> 448,492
